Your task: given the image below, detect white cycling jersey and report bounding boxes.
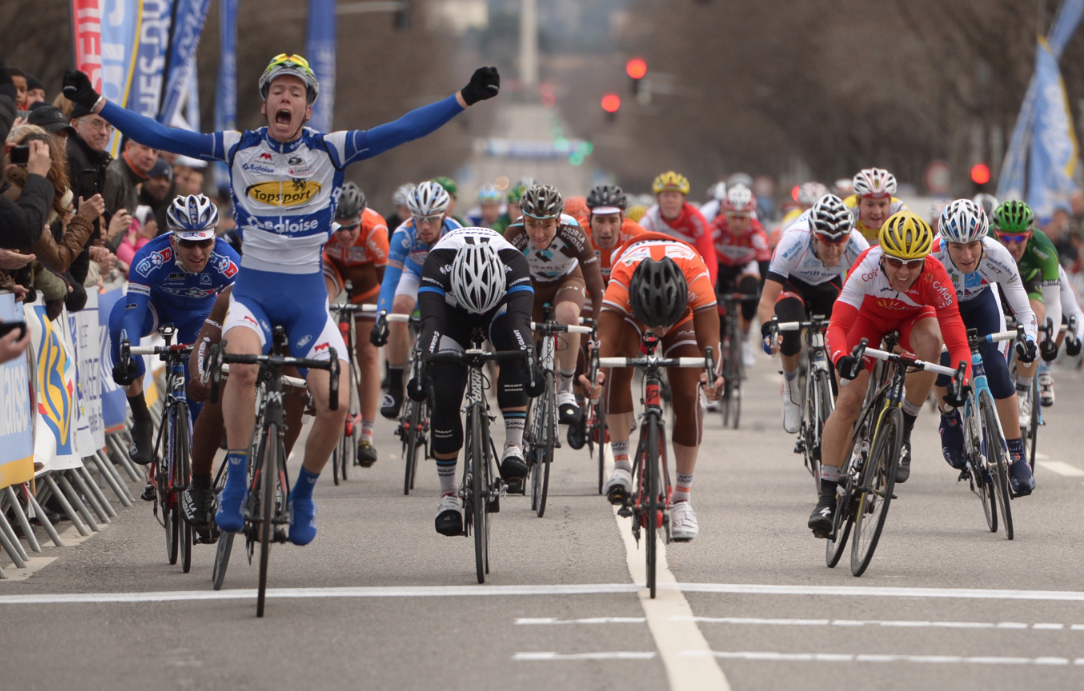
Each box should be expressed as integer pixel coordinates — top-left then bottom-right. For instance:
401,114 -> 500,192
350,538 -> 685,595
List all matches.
767,210 -> 868,286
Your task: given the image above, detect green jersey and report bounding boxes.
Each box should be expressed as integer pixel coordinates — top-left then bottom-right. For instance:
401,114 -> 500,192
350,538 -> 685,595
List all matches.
1016,229 -> 1060,301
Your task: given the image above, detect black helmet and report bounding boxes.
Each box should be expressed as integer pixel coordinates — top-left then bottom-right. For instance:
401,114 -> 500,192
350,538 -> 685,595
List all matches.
336,182 -> 367,226
586,184 -> 628,211
629,257 -> 688,329
520,184 -> 564,219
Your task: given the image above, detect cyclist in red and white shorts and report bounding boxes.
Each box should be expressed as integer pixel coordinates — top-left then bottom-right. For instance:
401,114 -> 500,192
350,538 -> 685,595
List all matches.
809,212 -> 972,537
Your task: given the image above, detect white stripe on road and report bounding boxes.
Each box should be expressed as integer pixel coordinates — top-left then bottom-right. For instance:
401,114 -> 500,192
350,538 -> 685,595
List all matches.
1038,461 -> 1084,477
674,582 -> 1084,601
514,651 -> 656,661
517,617 -> 646,625
684,650 -> 1084,666
677,616 -> 1081,631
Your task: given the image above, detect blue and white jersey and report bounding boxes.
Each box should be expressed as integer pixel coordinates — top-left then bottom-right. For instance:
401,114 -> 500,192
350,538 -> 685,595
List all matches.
122,234 -> 240,342
99,96 -> 464,276
376,216 -> 462,312
767,210 -> 868,286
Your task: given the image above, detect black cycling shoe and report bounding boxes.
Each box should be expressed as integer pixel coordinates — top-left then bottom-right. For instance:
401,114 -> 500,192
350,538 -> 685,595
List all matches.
129,417 -> 154,465
567,415 -> 587,450
557,397 -> 582,425
357,439 -> 378,467
380,389 -> 403,420
500,448 -> 529,495
181,485 -> 215,528
140,483 -> 155,502
808,494 -> 836,539
895,439 -> 912,483
435,496 -> 464,536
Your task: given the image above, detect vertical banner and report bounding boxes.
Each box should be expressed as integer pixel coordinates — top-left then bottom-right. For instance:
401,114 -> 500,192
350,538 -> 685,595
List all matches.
129,0 -> 173,118
98,287 -> 128,431
0,294 -> 33,489
71,0 -> 103,89
1027,37 -> 1080,219
213,0 -> 238,193
306,0 -> 336,133
26,301 -> 82,473
185,56 -> 200,130
158,0 -> 211,126
99,0 -> 143,157
71,291 -> 105,450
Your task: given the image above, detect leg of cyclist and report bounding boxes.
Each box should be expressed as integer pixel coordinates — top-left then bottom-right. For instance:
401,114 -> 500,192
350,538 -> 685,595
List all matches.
107,298 -> 157,465
491,303 -> 533,491
355,303 -> 380,466
427,317 -> 473,535
553,274 -> 586,424
895,312 -> 943,483
664,322 -> 705,540
737,271 -> 760,368
1017,299 -> 1044,417
598,311 -> 640,504
759,278 -> 807,433
216,322 -> 262,533
382,289 -> 416,419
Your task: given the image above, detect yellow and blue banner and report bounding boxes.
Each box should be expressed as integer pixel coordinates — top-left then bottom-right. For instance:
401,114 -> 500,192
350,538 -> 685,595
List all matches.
1027,37 -> 1079,218
0,294 -> 33,489
306,0 -> 336,133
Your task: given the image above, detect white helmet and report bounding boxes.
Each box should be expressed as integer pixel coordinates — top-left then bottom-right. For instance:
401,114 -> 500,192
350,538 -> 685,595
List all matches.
392,183 -> 416,207
938,199 -> 989,244
797,182 -> 829,207
708,181 -> 727,201
852,168 -> 897,198
407,181 -> 451,216
809,194 -> 855,240
972,193 -> 999,220
450,237 -> 506,314
726,172 -> 753,189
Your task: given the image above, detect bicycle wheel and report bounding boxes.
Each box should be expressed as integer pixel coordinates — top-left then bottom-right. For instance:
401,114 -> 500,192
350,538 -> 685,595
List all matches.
532,376 -> 555,518
1026,377 -> 1039,472
825,482 -> 854,568
731,371 -> 743,430
212,531 -> 233,590
851,406 -> 902,577
175,403 -> 193,574
331,439 -> 342,486
595,405 -> 608,495
163,410 -> 179,566
469,407 -> 488,584
402,400 -> 423,495
257,422 -> 278,618
644,413 -> 660,599
979,392 -> 1013,540
810,370 -> 834,493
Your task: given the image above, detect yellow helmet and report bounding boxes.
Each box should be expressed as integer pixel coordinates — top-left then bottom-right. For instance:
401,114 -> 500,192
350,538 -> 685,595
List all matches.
652,171 -> 690,196
879,211 -> 933,260
626,204 -> 647,223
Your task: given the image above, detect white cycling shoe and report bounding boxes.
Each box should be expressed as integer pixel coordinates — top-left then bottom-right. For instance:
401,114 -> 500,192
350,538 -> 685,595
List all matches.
603,468 -> 633,505
1017,390 -> 1032,421
435,494 -> 463,536
781,376 -> 801,434
741,341 -> 756,368
670,501 -> 699,541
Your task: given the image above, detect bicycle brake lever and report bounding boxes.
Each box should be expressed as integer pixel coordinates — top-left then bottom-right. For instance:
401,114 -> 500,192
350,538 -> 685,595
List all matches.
328,349 -> 340,411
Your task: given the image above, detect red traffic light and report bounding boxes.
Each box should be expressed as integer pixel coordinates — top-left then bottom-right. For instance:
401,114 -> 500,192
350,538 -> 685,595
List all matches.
601,94 -> 621,113
970,163 -> 990,185
626,58 -> 647,80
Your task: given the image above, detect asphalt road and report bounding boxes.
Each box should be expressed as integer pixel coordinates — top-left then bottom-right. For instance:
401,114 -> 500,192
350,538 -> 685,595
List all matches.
4,351 -> 1084,691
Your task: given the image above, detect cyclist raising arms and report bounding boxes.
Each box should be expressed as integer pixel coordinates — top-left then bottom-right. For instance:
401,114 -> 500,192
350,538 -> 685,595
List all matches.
757,194 -> 869,433
504,185 -> 603,423
843,168 -> 907,244
374,181 -> 463,420
65,55 -> 501,545
712,184 -> 772,368
929,200 -> 1038,495
990,201 -> 1063,416
108,195 -> 240,465
407,227 -> 536,535
638,172 -> 718,284
322,182 -> 389,465
590,233 -> 725,540
809,212 -> 972,537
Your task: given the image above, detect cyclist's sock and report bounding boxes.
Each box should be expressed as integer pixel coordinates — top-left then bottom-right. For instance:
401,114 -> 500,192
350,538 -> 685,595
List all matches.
292,466 -> 319,503
901,398 -> 922,418
436,457 -> 457,496
1006,437 -> 1025,462
127,392 -> 151,422
191,474 -> 212,491
673,473 -> 694,503
361,420 -> 375,443
818,478 -> 838,501
559,366 -> 576,394
613,441 -> 631,472
502,410 -> 525,449
1015,373 -> 1033,390
902,411 -> 917,441
819,464 -> 841,485
782,368 -> 798,382
222,450 -> 249,496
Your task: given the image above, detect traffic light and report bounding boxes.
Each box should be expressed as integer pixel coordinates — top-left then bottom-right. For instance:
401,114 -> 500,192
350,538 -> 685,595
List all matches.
626,58 -> 647,95
970,163 -> 990,185
601,93 -> 621,122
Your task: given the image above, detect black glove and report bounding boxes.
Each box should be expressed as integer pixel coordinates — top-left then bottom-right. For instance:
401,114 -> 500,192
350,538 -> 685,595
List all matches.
760,321 -> 774,339
835,355 -> 863,381
942,383 -> 972,409
1016,338 -> 1038,364
1040,338 -> 1059,362
0,61 -> 15,101
44,298 -> 64,322
63,273 -> 87,313
112,356 -> 138,386
406,376 -> 428,402
370,322 -> 388,347
460,67 -> 500,106
1066,336 -> 1082,357
63,70 -> 102,109
524,364 -> 546,398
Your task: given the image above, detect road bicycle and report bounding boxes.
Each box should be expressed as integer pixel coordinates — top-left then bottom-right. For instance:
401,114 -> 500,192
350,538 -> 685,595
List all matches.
328,301 -> 376,484
716,292 -> 760,429
825,333 -> 966,577
206,326 -> 339,617
566,318 -> 608,494
603,333 -> 714,598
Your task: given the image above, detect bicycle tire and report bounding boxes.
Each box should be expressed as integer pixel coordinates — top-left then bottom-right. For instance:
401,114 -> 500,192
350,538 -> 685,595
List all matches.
176,404 -> 193,574
402,400 -> 419,495
212,531 -> 234,590
595,405 -> 608,495
851,406 -> 902,577
731,373 -> 743,430
470,406 -> 487,584
331,443 -> 342,486
980,392 -> 1014,540
645,412 -> 660,599
964,398 -> 996,533
527,395 -> 543,511
825,483 -> 853,568
1027,377 -> 1039,472
257,422 -> 277,618
811,370 -> 834,494
164,410 -> 179,566
533,375 -> 555,518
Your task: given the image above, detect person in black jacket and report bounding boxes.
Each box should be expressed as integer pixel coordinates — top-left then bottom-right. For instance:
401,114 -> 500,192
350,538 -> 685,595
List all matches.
0,140 -> 55,248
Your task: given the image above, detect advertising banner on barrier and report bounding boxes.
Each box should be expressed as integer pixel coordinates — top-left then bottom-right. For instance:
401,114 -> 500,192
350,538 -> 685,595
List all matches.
0,294 -> 34,489
99,287 -> 128,430
70,291 -> 105,451
26,300 -> 82,473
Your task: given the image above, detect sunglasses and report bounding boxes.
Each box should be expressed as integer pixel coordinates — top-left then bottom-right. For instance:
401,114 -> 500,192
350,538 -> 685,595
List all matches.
883,256 -> 925,270
177,238 -> 215,250
266,53 -> 314,76
413,214 -> 443,225
996,232 -> 1031,244
726,213 -> 751,221
813,234 -> 850,246
335,222 -> 361,232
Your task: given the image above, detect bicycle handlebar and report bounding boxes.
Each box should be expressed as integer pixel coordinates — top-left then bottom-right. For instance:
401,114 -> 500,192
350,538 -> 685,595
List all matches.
220,363 -> 307,389
530,321 -> 594,335
206,341 -> 340,410
598,355 -> 711,369
329,303 -> 377,314
424,349 -> 531,366
717,292 -> 760,302
851,339 -> 960,378
129,343 -> 193,356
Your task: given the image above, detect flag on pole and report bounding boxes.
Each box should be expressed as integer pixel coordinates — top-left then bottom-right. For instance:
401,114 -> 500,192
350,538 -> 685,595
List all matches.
214,0 -> 238,193
1027,37 -> 1080,218
306,0 -> 336,133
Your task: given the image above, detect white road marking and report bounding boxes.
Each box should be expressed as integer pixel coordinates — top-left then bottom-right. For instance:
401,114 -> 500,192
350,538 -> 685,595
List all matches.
674,582 -> 1084,601
684,650 -> 1083,666
1037,461 -> 1084,477
608,455 -> 731,691
514,651 -> 656,661
676,616 -> 1081,631
516,617 -> 646,625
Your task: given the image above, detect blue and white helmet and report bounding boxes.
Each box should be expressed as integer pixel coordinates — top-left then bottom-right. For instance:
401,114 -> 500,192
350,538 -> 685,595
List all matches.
478,183 -> 503,202
938,199 -> 989,244
166,194 -> 219,240
407,181 -> 451,217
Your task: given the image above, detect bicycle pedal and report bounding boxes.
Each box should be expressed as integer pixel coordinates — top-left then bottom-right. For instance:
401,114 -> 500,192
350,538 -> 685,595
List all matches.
140,484 -> 155,502
617,505 -> 633,518
487,496 -> 500,513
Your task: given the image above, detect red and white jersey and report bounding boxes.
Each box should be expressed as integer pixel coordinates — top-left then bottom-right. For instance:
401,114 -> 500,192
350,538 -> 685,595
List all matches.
711,215 -> 771,268
638,202 -> 718,284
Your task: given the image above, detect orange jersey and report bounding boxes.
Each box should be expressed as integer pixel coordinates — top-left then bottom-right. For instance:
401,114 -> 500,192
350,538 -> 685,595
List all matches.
604,232 -> 717,325
591,218 -> 646,283
322,207 -> 390,268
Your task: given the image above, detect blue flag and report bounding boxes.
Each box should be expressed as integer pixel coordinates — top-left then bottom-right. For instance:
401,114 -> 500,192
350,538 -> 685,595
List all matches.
99,0 -> 142,156
214,0 -> 238,193
129,0 -> 172,119
1027,37 -> 1079,218
158,0 -> 210,125
306,0 -> 336,133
